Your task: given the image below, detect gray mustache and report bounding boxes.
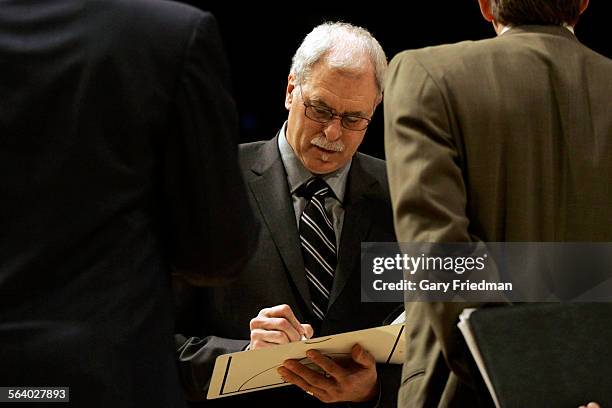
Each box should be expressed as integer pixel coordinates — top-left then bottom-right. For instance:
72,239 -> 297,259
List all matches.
311,135 -> 344,152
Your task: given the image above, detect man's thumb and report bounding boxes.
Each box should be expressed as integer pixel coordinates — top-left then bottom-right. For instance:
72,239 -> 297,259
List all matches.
352,344 -> 374,367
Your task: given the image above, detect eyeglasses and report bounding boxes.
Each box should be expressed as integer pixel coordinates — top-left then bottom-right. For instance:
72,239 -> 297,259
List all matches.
299,86 -> 371,131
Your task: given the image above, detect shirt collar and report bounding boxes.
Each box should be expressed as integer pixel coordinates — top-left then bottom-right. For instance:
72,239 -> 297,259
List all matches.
278,121 -> 351,203
499,24 -> 575,36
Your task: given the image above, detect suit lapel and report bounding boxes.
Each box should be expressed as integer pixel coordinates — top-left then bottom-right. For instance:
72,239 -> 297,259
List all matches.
248,136 -> 312,311
328,155 -> 378,309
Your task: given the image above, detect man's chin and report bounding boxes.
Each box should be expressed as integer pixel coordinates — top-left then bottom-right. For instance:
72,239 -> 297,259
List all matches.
305,159 -> 340,175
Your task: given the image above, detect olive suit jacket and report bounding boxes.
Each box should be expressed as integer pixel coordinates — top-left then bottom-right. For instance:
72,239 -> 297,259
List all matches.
384,25 -> 612,407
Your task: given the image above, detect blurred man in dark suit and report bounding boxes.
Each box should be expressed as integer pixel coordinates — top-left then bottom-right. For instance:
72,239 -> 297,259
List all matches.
0,1 -> 255,406
384,0 -> 611,406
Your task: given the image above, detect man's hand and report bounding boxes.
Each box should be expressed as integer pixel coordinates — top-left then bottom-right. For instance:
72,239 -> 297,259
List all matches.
248,304 -> 314,349
277,343 -> 379,403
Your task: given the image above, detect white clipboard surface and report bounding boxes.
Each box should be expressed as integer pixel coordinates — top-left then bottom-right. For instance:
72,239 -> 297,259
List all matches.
207,323 -> 405,399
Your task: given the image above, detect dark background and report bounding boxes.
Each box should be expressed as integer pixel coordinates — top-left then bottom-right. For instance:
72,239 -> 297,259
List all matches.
182,2 -> 610,159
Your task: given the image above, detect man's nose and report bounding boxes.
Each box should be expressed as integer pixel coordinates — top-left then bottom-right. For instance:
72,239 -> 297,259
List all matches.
323,117 -> 343,141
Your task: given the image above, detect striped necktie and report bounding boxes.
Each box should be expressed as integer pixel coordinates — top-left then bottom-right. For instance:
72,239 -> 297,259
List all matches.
298,177 -> 337,322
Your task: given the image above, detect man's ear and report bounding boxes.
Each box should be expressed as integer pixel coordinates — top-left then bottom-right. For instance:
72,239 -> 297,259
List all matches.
285,74 -> 296,111
477,0 -> 494,22
375,94 -> 383,109
579,0 -> 589,15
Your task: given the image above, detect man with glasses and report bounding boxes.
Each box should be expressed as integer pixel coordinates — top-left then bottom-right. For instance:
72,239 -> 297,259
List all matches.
175,22 -> 401,407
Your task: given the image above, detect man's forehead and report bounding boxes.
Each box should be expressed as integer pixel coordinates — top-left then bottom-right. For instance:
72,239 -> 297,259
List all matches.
307,62 -> 375,86
303,71 -> 377,113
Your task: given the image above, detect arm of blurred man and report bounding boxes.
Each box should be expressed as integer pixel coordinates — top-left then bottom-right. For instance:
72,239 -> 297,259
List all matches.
164,12 -> 257,286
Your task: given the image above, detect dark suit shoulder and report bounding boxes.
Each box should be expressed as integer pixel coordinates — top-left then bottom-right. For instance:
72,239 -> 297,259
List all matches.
353,152 -> 390,198
87,0 -> 216,71
104,0 -> 209,27
71,0 -> 219,99
354,151 -> 386,173
238,140 -> 270,172
239,140 -> 268,155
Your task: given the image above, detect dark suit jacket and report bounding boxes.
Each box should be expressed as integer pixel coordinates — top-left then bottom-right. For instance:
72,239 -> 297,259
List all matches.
175,135 -> 401,407
384,26 -> 612,407
0,1 -> 254,407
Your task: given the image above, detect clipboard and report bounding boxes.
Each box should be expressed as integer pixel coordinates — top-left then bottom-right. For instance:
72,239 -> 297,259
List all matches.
207,323 -> 405,399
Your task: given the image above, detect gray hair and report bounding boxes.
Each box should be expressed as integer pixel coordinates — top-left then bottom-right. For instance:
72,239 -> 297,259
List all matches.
290,22 -> 387,97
